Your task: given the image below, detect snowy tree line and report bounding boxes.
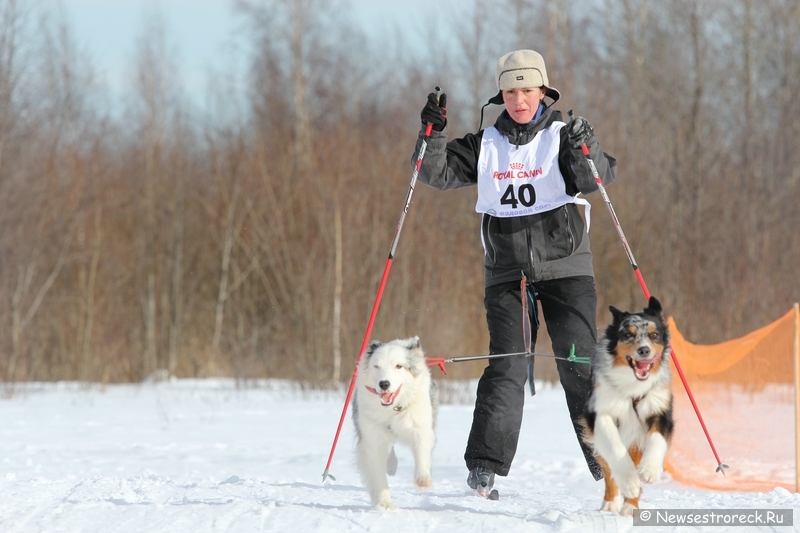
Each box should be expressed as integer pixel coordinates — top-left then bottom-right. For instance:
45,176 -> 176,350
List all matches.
0,0 -> 797,385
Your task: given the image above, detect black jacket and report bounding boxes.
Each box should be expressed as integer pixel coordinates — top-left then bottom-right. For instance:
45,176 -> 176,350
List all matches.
414,106 -> 617,288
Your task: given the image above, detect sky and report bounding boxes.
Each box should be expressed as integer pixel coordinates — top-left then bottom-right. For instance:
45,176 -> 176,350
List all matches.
0,378 -> 796,532
56,0 -> 437,110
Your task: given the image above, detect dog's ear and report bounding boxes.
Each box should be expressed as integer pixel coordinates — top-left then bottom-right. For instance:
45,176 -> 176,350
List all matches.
405,336 -> 426,377
609,305 -> 627,322
645,296 -> 663,317
401,336 -> 424,359
400,336 -> 421,351
365,340 -> 382,360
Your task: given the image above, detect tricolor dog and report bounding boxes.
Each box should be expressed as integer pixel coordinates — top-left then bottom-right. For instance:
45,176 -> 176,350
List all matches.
581,297 -> 674,516
352,337 -> 438,510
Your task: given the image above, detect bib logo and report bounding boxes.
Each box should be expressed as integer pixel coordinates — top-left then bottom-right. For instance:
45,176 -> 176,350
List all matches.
493,162 -> 543,180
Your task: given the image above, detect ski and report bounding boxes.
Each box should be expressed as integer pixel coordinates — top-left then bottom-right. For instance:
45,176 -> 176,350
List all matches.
474,488 -> 500,500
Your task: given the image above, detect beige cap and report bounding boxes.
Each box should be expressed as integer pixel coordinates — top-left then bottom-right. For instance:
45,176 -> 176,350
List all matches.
496,49 -> 561,101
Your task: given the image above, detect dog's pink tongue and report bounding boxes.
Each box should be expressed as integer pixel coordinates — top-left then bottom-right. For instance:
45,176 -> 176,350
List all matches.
380,393 -> 394,405
379,385 -> 401,406
633,358 -> 653,378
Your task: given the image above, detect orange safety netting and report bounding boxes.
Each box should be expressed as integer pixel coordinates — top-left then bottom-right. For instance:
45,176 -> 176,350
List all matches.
664,306 -> 799,492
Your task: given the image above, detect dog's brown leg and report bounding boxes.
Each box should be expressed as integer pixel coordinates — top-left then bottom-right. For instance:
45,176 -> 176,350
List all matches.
623,444 -> 644,510
596,456 -> 622,512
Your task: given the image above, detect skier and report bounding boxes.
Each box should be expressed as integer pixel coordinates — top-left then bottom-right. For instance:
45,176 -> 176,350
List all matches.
413,49 -> 616,498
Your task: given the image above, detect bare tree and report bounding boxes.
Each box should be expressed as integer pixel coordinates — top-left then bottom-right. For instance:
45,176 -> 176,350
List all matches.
0,0 -> 33,180
129,11 -> 185,379
0,0 -> 798,389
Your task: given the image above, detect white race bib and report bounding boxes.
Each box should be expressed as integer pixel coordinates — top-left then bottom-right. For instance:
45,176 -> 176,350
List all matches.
476,125 -> 589,228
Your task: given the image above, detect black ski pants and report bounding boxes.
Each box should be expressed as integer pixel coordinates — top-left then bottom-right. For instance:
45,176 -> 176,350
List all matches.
464,275 -> 603,480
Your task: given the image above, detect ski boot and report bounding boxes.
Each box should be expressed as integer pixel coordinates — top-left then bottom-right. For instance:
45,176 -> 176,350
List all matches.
467,467 -> 499,500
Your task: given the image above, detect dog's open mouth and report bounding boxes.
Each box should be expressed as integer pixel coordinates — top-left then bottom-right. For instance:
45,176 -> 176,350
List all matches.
365,385 -> 402,406
626,356 -> 657,381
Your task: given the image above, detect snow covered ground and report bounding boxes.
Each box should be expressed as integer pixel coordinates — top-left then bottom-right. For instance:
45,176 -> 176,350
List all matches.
0,378 -> 796,532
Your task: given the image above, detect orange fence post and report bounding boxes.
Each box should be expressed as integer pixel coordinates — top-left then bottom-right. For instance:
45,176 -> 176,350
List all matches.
794,303 -> 799,493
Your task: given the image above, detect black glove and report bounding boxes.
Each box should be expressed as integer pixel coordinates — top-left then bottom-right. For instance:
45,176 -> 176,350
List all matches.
420,92 -> 447,131
567,116 -> 595,149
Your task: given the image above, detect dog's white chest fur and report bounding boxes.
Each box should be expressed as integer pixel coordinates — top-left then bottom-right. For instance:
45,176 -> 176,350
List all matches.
591,378 -> 671,448
589,363 -> 672,448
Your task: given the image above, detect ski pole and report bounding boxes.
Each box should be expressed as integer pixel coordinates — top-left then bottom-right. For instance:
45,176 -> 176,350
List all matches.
321,88 -> 444,483
568,110 -> 728,475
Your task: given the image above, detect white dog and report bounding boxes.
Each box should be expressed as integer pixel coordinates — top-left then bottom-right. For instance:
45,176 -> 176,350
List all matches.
352,337 -> 438,510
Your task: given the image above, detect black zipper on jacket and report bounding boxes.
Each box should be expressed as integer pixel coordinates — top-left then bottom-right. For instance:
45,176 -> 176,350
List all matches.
526,225 -> 536,280
563,205 -> 576,254
483,214 -> 498,273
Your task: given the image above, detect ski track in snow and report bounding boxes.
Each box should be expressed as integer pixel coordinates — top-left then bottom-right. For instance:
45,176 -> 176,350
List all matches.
0,379 -> 797,532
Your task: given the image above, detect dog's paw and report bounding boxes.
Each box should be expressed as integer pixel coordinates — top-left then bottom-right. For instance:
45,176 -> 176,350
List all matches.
376,500 -> 397,511
621,501 -> 638,517
600,496 -> 622,513
375,493 -> 397,510
616,474 -> 642,500
638,460 -> 663,484
415,474 -> 433,490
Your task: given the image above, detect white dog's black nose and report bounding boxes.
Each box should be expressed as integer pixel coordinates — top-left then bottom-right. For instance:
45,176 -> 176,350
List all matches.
637,346 -> 651,358
379,380 -> 390,391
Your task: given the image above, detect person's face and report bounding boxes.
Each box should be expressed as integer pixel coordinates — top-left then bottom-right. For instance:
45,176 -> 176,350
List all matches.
502,87 -> 546,124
